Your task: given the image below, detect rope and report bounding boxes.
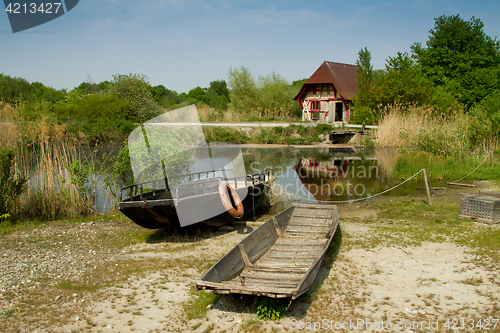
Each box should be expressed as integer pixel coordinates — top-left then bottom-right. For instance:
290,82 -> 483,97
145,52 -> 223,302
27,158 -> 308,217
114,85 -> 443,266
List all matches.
452,151 -> 491,182
264,169 -> 425,205
258,151 -> 492,205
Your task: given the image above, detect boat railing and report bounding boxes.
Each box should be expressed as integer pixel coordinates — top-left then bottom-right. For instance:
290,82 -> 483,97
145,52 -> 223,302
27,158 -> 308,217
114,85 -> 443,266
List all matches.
120,169 -> 273,201
119,169 -> 233,201
174,170 -> 272,201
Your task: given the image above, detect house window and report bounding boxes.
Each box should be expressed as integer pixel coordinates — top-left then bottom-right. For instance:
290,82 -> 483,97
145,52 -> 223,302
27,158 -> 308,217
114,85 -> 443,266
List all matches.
310,100 -> 320,111
310,100 -> 321,120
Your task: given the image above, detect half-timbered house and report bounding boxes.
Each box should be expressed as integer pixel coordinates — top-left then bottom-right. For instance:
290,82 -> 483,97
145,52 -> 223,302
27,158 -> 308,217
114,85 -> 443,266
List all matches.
294,61 -> 357,123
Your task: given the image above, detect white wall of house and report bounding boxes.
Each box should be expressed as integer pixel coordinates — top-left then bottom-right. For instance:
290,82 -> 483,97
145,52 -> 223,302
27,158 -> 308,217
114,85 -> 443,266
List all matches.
300,84 -> 349,123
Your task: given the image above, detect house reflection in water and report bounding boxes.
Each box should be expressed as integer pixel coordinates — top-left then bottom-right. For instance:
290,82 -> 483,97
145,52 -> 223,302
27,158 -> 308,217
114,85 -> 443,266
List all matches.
293,152 -> 379,202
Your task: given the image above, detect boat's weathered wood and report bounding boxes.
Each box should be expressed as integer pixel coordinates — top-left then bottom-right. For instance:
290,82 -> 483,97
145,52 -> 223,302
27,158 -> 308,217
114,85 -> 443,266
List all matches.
238,244 -> 253,267
246,266 -> 308,274
292,204 -> 334,209
265,254 -> 318,260
273,218 -> 282,238
293,214 -> 332,219
288,222 -> 329,227
240,272 -> 303,282
268,247 -> 321,253
254,262 -> 311,268
285,229 -> 325,234
275,240 -> 327,246
196,203 -> 339,299
197,281 -> 297,295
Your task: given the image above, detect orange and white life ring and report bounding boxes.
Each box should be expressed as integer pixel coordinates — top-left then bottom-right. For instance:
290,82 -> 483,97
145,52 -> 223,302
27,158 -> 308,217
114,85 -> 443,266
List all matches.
218,182 -> 244,219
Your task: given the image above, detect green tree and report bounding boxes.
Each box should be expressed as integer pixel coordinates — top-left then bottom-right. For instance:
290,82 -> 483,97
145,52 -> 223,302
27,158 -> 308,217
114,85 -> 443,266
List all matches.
351,47 -> 376,124
204,80 -> 230,111
355,47 -> 373,107
0,74 -> 32,104
469,89 -> 500,146
257,72 -> 297,116
109,74 -> 162,123
412,14 -> 500,107
153,85 -> 183,107
227,66 -> 258,112
188,86 -> 206,103
31,82 -> 66,103
371,52 -> 434,107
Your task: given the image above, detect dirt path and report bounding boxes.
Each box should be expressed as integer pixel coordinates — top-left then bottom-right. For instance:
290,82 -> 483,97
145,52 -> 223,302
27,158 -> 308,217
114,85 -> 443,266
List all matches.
1,183 -> 500,332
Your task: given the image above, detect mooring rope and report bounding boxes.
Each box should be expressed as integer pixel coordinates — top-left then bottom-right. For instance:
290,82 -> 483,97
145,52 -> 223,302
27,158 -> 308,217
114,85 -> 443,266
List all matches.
255,150 -> 493,205
427,150 -> 492,196
261,169 -> 425,205
452,150 -> 492,182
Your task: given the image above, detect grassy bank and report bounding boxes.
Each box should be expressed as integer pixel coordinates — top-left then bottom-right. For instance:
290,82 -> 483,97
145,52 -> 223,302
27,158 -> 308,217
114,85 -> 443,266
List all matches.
376,104 -> 499,182
203,123 -> 333,145
391,150 -> 500,182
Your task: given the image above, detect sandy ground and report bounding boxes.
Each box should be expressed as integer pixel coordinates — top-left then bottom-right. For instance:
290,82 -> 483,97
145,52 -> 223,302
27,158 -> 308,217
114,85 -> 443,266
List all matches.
55,204 -> 500,332
2,182 -> 499,332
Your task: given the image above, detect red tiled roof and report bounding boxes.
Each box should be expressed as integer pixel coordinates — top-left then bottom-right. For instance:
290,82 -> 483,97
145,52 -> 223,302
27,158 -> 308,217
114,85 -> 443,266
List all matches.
294,61 -> 358,101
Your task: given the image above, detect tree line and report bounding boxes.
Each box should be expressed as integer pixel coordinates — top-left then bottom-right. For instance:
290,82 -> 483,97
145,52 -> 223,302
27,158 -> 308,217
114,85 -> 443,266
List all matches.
0,67 -> 304,145
353,14 -> 500,127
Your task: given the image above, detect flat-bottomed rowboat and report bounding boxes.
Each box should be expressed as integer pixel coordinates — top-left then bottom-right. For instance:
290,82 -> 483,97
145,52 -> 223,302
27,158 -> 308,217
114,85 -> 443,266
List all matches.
196,203 -> 339,299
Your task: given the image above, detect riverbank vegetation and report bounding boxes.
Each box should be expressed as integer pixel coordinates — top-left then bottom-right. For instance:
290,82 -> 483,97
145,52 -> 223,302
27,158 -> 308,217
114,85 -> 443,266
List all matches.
353,15 -> 500,180
1,14 -> 500,222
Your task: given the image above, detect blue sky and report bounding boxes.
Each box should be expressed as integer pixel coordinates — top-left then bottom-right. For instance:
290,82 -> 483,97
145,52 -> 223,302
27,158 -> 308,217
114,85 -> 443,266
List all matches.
1,0 -> 499,93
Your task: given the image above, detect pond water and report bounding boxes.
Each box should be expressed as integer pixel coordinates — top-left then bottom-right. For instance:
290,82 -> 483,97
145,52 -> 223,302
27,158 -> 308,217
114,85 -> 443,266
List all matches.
241,146 -> 403,205
28,145 -> 429,214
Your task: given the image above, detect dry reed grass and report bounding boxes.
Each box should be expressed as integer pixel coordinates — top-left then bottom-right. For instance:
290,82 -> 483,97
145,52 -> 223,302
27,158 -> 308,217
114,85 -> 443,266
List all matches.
375,147 -> 399,180
0,103 -> 21,147
0,109 -> 98,219
376,104 -> 470,156
16,119 -> 94,219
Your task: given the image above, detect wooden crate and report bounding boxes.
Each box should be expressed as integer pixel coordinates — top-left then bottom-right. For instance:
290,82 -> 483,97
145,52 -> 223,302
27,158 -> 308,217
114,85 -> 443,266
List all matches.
459,192 -> 500,224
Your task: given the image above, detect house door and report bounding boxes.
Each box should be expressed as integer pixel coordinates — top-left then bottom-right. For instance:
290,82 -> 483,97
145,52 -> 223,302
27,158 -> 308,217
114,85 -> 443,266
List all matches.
335,102 -> 344,121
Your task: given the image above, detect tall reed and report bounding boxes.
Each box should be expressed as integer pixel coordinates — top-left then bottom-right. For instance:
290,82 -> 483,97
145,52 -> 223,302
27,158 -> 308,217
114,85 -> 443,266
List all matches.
377,104 -> 471,156
15,118 -> 94,220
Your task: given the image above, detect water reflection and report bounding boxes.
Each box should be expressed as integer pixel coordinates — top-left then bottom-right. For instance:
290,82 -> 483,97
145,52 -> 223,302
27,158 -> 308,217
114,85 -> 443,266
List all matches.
26,146 -> 403,214
242,146 -> 396,204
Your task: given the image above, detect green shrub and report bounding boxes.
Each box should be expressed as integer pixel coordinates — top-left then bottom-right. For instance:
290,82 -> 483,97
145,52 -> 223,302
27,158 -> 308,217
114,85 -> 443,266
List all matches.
202,127 -> 250,144
350,105 -> 379,125
255,297 -> 288,321
0,147 -> 26,215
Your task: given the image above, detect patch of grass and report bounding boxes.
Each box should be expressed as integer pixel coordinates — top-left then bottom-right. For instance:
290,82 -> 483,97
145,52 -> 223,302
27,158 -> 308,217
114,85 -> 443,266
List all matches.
59,280 -> 99,293
240,317 -> 263,333
461,276 -> 484,286
183,287 -> 221,319
346,195 -> 500,264
3,310 -> 15,318
393,150 -> 500,181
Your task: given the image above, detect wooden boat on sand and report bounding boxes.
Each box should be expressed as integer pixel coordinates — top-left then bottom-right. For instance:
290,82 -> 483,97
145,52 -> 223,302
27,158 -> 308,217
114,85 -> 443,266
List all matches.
196,203 -> 339,299
118,170 -> 273,229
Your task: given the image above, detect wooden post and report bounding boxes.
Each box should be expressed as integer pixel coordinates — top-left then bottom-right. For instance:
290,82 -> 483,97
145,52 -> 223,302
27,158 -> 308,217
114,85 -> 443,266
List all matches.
491,150 -> 494,168
423,169 -> 432,206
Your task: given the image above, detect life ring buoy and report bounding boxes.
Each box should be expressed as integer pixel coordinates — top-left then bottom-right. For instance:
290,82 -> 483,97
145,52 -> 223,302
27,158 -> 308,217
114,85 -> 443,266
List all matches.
218,182 -> 244,219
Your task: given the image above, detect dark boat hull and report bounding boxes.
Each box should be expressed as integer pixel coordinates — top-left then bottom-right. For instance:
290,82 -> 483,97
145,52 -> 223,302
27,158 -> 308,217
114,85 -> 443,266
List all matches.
118,182 -> 266,229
